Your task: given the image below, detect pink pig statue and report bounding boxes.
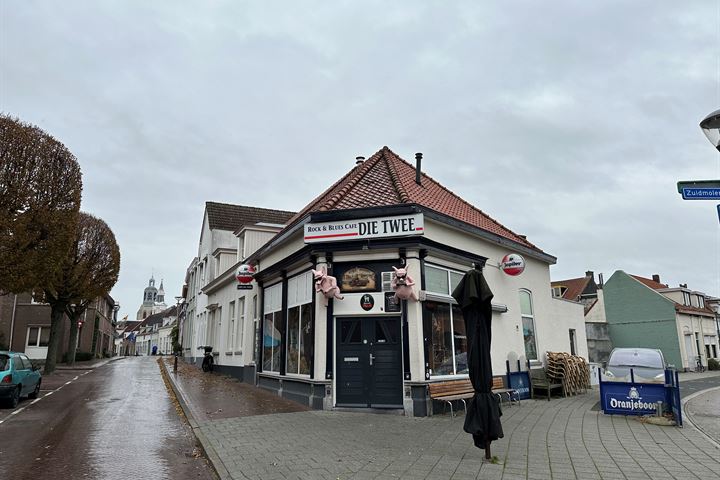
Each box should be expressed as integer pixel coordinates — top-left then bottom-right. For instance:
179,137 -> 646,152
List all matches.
392,266 -> 418,301
312,266 -> 344,305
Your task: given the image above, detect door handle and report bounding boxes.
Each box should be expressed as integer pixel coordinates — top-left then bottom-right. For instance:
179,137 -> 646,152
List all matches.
369,353 -> 376,366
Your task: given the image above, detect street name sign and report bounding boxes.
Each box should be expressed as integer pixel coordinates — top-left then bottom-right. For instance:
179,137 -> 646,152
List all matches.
677,180 -> 720,200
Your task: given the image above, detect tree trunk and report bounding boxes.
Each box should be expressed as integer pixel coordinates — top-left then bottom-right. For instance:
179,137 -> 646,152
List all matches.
66,311 -> 81,366
44,301 -> 67,374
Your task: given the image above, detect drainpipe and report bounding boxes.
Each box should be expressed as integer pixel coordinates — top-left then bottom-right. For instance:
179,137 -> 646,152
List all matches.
9,294 -> 18,351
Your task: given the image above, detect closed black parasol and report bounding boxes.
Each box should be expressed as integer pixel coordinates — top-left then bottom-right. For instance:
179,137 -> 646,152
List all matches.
451,267 -> 503,458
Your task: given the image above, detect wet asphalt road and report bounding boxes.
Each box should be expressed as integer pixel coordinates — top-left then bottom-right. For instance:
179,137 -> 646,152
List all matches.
0,356 -> 216,479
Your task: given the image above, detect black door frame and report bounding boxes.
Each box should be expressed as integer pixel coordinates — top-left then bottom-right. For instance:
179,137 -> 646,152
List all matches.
335,315 -> 404,408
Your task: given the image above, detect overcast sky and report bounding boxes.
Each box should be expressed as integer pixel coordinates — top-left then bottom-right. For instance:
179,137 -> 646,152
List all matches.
1,1 -> 719,319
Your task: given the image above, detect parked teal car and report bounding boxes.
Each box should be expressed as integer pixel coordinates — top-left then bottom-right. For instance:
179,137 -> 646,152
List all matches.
0,351 -> 42,408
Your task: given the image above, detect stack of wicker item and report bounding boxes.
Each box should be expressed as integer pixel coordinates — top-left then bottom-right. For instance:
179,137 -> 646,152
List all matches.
545,351 -> 590,396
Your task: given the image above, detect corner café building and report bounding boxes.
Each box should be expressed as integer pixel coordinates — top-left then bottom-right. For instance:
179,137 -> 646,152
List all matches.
245,147 -> 586,416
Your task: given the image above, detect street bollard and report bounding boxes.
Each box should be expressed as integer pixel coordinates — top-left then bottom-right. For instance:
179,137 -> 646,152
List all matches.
656,400 -> 663,417
174,354 -> 178,374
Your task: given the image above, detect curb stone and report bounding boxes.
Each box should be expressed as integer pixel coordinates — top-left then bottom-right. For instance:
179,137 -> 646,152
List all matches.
682,385 -> 720,449
158,359 -> 236,480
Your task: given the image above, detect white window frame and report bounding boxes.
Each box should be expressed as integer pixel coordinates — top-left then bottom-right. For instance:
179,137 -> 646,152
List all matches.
237,297 -> 246,354
424,263 -> 468,378
26,326 -> 50,348
263,283 -> 283,373
227,301 -> 236,352
286,271 -> 313,376
520,289 -> 538,361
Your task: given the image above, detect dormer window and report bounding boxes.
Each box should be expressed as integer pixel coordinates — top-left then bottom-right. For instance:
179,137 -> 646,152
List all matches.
683,291 -> 691,306
552,286 -> 567,298
699,296 -> 705,309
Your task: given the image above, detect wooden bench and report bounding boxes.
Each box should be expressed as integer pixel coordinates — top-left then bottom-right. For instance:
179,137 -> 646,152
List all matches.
428,379 -> 475,417
530,368 -> 564,401
428,377 -> 520,416
492,377 -> 520,406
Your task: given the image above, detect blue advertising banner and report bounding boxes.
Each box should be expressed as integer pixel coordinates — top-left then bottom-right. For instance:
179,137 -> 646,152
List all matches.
600,382 -> 667,415
507,371 -> 531,400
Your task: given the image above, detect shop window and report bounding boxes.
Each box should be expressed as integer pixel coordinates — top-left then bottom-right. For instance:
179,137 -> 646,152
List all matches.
263,283 -> 283,373
286,271 -> 313,375
520,290 -> 538,361
426,265 -> 450,295
427,301 -> 468,376
424,264 -> 469,377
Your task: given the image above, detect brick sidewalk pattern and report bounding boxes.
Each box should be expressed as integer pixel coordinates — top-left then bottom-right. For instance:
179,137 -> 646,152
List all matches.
164,360 -> 720,480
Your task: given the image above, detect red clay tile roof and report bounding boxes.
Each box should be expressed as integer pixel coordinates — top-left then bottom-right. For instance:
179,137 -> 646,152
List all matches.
206,202 -> 295,232
551,276 -> 591,301
284,146 -> 542,252
631,275 -> 669,290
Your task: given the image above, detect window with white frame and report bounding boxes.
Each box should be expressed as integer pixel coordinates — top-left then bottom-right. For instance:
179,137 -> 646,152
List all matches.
425,264 -> 468,376
227,301 -> 236,351
237,297 -> 246,353
286,271 -> 313,375
519,289 -> 538,361
27,326 -> 50,348
252,295 -> 258,363
699,296 -> 705,309
263,283 -> 283,373
683,291 -> 691,306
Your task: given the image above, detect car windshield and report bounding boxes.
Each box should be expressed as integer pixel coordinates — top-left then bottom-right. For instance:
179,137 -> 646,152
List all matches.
0,355 -> 8,371
609,350 -> 663,369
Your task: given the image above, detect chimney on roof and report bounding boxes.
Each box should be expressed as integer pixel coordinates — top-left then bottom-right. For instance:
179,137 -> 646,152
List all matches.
586,270 -> 594,281
652,274 -> 661,283
355,156 -> 365,165
415,152 -> 423,185
598,273 -> 604,288
680,283 -> 688,289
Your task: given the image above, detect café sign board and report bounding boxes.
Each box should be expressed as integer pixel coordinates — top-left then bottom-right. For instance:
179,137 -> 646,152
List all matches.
304,213 -> 424,244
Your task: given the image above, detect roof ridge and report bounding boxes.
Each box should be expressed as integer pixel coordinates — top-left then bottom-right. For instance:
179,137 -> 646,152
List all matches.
384,150 -> 411,203
319,151 -> 383,211
205,201 -> 295,214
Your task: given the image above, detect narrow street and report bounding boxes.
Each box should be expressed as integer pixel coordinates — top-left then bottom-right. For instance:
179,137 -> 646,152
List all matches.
0,357 -> 216,479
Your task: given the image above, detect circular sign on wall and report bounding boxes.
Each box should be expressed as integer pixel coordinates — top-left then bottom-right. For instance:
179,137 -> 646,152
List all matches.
500,254 -> 525,276
360,294 -> 375,311
236,264 -> 256,284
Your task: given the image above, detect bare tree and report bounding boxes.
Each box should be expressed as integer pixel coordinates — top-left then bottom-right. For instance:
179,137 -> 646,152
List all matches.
0,114 -> 82,294
44,213 -> 120,373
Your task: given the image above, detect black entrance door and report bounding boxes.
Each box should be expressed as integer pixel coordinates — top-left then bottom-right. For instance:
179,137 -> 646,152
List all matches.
336,316 -> 403,408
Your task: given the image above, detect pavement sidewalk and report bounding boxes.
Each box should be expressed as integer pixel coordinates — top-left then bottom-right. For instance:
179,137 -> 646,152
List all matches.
163,359 -> 720,480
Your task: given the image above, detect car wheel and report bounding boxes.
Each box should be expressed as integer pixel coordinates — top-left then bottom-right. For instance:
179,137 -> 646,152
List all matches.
9,386 -> 20,408
28,380 -> 41,399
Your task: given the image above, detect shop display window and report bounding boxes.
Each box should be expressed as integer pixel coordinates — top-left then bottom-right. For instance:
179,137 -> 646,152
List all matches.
286,271 -> 313,376
263,283 -> 282,373
424,263 -> 469,377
